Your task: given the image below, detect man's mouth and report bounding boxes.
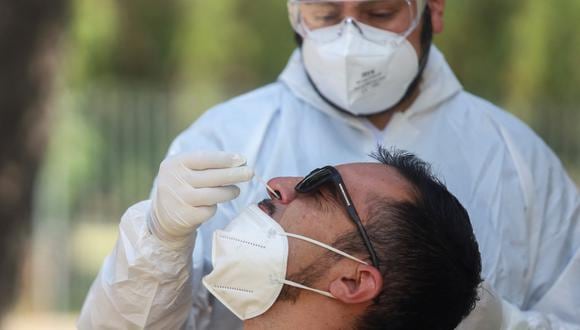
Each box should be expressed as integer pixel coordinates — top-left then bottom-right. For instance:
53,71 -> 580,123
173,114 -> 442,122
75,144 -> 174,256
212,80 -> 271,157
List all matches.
258,198 -> 276,216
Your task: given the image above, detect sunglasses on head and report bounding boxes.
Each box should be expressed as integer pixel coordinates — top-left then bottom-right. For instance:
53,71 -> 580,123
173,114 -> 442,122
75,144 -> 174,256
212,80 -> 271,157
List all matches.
295,166 -> 380,268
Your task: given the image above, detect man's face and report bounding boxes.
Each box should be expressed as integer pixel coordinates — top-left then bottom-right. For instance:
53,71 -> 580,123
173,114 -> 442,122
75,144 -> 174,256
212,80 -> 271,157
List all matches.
252,163 -> 413,321
297,0 -> 445,57
300,0 -> 415,34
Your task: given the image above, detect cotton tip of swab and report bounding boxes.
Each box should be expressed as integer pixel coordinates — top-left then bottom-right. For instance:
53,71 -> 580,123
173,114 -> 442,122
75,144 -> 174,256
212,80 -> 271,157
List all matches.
265,184 -> 281,200
254,173 -> 281,200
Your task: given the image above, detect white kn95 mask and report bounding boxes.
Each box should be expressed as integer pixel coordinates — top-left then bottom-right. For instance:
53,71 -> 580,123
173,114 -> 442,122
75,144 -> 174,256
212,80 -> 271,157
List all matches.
302,19 -> 419,116
202,204 -> 367,320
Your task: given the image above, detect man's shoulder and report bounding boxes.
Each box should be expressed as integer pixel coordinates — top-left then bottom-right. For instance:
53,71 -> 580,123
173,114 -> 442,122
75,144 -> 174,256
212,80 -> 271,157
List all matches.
202,82 -> 288,121
449,91 -> 558,169
452,92 -> 544,145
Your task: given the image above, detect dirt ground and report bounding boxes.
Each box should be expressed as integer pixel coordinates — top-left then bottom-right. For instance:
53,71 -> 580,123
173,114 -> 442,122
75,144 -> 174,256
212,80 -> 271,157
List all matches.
1,313 -> 76,330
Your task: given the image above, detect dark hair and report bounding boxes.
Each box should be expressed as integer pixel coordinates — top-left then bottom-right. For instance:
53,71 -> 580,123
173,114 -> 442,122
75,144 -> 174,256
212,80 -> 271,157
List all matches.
334,146 -> 482,330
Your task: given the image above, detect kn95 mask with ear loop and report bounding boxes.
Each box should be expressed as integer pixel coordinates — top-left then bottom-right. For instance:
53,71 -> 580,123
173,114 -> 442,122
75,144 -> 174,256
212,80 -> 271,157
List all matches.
202,204 -> 367,320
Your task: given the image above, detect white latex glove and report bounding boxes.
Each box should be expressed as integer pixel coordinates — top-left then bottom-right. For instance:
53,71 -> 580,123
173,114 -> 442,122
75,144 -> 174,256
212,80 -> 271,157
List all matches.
148,151 -> 253,246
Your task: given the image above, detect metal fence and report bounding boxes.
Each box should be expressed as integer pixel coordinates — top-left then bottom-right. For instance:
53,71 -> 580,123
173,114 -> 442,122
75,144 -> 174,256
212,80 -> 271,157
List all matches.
27,86 -> 194,312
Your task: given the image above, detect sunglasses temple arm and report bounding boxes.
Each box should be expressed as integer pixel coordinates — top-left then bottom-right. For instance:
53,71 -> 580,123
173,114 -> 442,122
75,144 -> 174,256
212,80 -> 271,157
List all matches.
347,207 -> 380,268
337,180 -> 380,268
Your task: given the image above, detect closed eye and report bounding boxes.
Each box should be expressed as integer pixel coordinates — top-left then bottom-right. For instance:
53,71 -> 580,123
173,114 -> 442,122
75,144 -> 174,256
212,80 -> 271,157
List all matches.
311,186 -> 342,214
368,11 -> 395,19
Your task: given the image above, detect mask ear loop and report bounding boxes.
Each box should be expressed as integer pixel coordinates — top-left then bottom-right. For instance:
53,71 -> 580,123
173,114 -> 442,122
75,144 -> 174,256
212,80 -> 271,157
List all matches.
280,232 -> 369,299
282,279 -> 336,299
284,232 -> 368,265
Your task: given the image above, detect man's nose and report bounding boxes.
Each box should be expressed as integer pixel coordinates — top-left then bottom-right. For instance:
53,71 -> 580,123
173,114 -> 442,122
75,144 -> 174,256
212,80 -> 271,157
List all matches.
267,177 -> 303,204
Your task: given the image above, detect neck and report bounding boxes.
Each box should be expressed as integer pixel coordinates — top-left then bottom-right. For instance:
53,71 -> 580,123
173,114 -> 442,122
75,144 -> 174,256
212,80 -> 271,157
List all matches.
366,85 -> 420,130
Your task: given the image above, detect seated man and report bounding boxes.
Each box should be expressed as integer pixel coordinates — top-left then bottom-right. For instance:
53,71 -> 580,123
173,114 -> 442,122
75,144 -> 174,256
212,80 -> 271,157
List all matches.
202,147 -> 482,330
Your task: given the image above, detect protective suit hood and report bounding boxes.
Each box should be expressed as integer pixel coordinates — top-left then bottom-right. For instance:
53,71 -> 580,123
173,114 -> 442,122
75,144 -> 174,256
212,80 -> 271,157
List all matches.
278,45 -> 463,131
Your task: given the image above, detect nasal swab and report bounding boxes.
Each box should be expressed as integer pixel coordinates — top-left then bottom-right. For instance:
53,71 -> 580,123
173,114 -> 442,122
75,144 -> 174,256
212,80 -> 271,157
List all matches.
254,173 -> 281,200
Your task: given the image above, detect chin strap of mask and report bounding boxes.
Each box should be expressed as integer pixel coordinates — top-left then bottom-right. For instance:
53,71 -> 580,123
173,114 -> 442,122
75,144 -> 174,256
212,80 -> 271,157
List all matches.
297,5 -> 434,118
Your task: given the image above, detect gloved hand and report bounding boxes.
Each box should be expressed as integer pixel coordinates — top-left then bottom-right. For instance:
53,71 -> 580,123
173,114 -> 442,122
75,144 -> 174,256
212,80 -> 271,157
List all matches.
148,151 -> 254,246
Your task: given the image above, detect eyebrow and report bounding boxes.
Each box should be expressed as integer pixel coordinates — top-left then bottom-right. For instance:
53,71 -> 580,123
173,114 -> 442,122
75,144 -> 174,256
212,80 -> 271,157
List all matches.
358,0 -> 401,11
303,2 -> 341,10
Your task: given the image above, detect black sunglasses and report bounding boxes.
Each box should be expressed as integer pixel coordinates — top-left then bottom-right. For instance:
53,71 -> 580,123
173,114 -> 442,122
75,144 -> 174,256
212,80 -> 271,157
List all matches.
294,166 -> 380,268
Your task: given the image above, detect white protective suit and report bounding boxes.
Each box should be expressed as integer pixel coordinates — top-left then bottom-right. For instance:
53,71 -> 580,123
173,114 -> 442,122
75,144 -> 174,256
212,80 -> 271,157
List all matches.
78,47 -> 580,329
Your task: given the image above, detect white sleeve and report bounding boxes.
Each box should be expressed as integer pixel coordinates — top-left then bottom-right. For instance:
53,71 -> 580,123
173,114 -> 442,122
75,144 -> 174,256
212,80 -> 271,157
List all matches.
457,281 -> 580,330
77,200 -> 208,329
460,124 -> 580,329
513,136 -> 580,327
524,152 -> 580,328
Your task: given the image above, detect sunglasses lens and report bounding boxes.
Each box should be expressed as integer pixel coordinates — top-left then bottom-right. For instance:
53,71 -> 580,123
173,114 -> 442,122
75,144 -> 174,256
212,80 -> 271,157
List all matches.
294,165 -> 379,267
296,167 -> 333,192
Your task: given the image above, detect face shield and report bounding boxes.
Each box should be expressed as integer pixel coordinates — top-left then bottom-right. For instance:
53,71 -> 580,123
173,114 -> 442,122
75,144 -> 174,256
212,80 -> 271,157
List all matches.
288,0 -> 427,44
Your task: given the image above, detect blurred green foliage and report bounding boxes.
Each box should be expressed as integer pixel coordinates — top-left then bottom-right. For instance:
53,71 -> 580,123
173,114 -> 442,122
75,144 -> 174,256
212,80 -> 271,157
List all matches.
31,0 -> 580,312
65,0 -> 295,108
440,0 -> 580,119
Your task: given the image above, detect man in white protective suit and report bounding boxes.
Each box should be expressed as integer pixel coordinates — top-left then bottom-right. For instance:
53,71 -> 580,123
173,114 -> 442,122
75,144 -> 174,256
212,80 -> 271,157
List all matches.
79,0 -> 580,329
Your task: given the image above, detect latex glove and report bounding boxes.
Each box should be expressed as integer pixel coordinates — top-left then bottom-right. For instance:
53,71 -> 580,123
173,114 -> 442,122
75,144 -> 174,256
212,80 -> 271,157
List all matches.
148,151 -> 253,246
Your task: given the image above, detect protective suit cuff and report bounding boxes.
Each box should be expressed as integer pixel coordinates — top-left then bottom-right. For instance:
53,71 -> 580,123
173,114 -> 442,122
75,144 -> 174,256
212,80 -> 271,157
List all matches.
146,209 -> 197,250
120,201 -> 196,274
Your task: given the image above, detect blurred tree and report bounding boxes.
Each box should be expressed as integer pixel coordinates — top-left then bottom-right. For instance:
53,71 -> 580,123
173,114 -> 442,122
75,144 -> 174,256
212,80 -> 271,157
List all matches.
436,1 -> 580,174
0,0 -> 69,319
54,0 -> 184,223
66,0 -> 182,87
436,1 -> 520,103
173,0 -> 294,116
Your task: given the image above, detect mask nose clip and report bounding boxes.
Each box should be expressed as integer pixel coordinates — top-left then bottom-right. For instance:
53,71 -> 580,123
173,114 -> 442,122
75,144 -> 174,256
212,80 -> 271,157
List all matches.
343,17 -> 363,35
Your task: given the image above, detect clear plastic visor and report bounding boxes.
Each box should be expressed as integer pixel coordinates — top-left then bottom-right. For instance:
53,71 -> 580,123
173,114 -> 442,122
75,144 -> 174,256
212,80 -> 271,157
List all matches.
288,0 -> 424,43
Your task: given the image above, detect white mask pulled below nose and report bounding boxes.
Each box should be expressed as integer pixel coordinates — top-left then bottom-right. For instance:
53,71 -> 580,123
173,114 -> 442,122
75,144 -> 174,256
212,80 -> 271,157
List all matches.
302,20 -> 419,116
202,204 -> 367,320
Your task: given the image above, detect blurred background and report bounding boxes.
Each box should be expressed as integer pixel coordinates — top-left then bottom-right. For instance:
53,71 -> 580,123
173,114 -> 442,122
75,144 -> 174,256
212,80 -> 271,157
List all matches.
1,0 -> 579,328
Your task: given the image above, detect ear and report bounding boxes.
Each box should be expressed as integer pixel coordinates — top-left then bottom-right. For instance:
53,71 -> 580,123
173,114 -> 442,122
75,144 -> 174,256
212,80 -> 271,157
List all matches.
428,0 -> 446,34
328,265 -> 383,304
